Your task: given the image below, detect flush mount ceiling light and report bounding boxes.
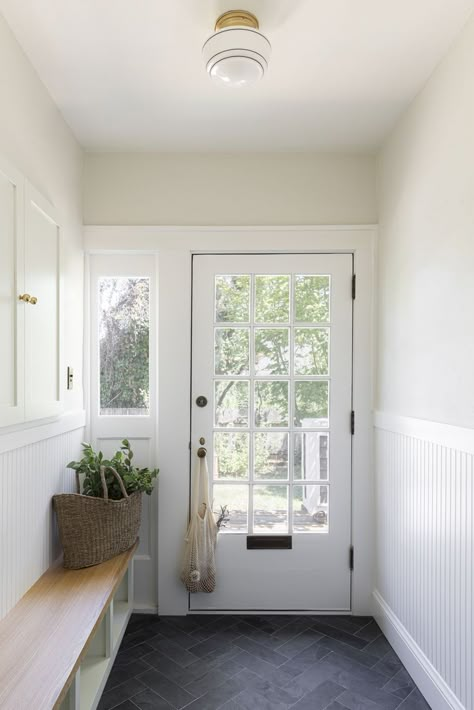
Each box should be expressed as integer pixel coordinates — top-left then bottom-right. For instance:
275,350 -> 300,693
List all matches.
202,10 -> 271,88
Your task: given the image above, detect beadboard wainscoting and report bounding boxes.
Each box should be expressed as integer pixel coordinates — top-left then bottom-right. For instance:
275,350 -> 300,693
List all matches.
0,418 -> 85,620
374,411 -> 474,710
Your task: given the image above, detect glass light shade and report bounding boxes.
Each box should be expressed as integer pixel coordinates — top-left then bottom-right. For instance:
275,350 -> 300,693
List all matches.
210,56 -> 264,88
203,26 -> 271,88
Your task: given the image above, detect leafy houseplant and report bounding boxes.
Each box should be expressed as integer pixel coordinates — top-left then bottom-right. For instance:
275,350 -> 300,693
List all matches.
67,440 -> 158,500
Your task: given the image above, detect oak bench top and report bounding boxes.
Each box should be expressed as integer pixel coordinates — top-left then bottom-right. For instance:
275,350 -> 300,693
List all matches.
0,542 -> 137,710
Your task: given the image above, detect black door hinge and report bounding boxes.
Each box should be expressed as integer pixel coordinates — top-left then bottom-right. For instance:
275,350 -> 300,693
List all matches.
352,274 -> 356,299
351,410 -> 355,435
349,545 -> 354,571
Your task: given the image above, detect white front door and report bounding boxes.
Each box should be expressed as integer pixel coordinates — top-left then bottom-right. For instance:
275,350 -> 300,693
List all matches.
190,254 -> 353,611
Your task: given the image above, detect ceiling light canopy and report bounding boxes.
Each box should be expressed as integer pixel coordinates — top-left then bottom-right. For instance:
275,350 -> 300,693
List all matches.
203,10 -> 271,88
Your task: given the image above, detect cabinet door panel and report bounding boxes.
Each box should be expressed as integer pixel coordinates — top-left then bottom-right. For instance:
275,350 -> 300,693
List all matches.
24,185 -> 62,420
0,160 -> 24,427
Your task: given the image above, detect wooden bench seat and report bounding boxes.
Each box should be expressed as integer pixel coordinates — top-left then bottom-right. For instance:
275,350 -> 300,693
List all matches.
0,541 -> 138,710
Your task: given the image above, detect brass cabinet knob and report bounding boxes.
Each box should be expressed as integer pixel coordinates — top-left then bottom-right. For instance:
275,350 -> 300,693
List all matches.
18,293 -> 38,304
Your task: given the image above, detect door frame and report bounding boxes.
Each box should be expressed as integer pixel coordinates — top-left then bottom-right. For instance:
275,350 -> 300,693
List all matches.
84,225 -> 376,616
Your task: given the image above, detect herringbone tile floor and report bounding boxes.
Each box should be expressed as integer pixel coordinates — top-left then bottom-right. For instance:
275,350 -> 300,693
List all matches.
98,614 -> 431,710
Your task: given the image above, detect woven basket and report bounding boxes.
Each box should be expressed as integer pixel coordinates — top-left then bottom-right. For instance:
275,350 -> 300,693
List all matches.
53,466 -> 142,569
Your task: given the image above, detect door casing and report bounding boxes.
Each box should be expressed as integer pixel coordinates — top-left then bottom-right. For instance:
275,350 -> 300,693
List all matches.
84,226 -> 376,616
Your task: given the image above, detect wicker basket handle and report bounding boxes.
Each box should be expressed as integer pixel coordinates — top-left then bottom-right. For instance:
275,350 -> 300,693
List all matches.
99,465 -> 129,501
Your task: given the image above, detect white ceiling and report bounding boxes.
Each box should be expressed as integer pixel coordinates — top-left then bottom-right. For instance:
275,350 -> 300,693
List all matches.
1,0 -> 473,151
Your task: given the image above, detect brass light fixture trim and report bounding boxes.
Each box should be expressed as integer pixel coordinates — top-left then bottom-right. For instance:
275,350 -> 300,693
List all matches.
215,10 -> 259,31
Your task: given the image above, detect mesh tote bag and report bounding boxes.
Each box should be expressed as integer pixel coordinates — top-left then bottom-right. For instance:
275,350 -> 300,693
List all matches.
181,453 -> 217,593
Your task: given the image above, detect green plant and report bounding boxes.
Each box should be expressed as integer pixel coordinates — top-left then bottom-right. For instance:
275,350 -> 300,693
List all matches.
67,440 -> 158,500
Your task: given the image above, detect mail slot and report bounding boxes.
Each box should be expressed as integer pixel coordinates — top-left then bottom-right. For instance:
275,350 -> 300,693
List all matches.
247,535 -> 292,550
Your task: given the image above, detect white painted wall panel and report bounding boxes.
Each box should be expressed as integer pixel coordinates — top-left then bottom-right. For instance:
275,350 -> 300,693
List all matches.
0,426 -> 84,620
374,414 -> 473,710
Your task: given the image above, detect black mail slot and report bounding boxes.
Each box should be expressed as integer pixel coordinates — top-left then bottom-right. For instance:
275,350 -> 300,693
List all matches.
247,535 -> 292,550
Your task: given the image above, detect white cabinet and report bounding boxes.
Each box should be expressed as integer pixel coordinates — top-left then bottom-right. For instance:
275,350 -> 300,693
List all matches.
0,157 -> 62,428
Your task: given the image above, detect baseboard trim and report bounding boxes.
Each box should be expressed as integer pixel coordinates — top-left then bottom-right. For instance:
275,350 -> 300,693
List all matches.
373,590 -> 464,710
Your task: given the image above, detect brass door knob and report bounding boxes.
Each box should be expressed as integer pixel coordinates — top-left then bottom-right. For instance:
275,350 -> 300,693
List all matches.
29,296 -> 38,304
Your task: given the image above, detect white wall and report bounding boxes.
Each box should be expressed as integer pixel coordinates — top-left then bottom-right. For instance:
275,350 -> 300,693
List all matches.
375,12 -> 474,710
83,152 -> 376,226
0,14 -> 85,619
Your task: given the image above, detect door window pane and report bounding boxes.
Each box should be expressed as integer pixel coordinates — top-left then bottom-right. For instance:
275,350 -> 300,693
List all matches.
215,380 -> 249,427
254,433 -> 289,480
99,277 -> 150,415
253,485 -> 288,532
255,381 -> 289,427
215,328 -> 249,375
214,433 -> 249,479
294,328 -> 329,376
255,328 -> 289,376
255,275 -> 290,323
295,275 -> 330,323
294,381 -> 329,428
215,275 -> 250,322
293,485 -> 329,532
213,484 -> 248,533
294,433 -> 329,481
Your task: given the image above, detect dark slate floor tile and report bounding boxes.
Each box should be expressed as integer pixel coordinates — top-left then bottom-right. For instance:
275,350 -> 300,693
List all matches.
233,635 -> 288,666
363,634 -> 393,658
237,668 -> 298,707
132,687 -> 174,709
138,668 -> 196,709
336,689 -> 379,709
396,688 -> 431,709
150,622 -> 198,650
187,635 -> 237,659
182,670 -> 253,710
311,621 -> 369,650
142,649 -> 217,685
354,620 -> 382,643
185,668 -> 235,697
373,651 -> 403,679
234,688 -> 289,710
239,616 -> 282,635
314,616 -> 371,635
326,653 -> 393,690
116,643 -> 155,666
282,659 -> 339,702
329,671 -> 401,710
164,616 -> 203,634
383,666 -> 416,700
106,659 -> 153,691
104,614 -> 428,710
235,649 -> 302,687
276,629 -> 323,659
282,640 -> 332,674
317,636 -> 380,669
290,679 -> 345,710
98,677 -> 147,710
149,637 -> 200,667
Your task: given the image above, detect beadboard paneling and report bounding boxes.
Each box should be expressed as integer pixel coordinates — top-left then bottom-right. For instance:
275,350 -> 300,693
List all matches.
374,413 -> 473,710
0,426 -> 84,620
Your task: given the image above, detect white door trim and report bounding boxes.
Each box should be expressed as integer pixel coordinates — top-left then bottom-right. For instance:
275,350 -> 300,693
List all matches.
84,226 -> 376,615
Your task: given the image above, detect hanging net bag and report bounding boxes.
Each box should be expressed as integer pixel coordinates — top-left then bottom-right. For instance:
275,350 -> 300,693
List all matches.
181,453 -> 217,593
